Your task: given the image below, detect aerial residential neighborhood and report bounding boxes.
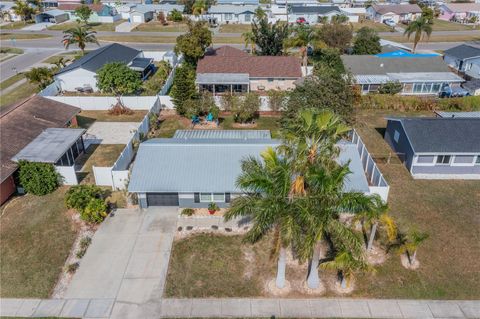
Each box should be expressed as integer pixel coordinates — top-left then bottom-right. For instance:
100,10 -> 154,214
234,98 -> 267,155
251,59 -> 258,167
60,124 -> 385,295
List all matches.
0,0 -> 479,317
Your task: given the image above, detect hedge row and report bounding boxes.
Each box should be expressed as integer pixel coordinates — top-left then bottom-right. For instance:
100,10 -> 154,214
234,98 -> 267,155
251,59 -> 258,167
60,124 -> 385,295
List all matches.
358,95 -> 480,111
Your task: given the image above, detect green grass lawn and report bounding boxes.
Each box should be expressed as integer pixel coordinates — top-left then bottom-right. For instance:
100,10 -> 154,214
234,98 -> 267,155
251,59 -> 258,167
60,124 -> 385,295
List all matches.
0,188 -> 78,298
0,73 -> 24,91
431,19 -> 477,31
47,20 -> 125,31
0,76 -> 37,108
352,20 -> 392,32
0,47 -> 24,54
0,21 -> 34,29
219,24 -> 251,33
133,22 -> 188,32
76,110 -> 148,129
220,115 -> 281,138
0,33 -> 52,40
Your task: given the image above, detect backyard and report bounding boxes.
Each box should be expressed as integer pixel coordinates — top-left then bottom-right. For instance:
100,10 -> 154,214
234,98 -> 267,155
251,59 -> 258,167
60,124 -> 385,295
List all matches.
163,109 -> 480,300
76,110 -> 148,129
0,187 -> 78,298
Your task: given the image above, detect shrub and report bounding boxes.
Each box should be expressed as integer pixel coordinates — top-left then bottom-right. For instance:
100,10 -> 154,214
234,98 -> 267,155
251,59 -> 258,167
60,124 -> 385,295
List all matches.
220,93 -> 240,112
18,161 -> 60,196
65,185 -> 104,212
233,93 -> 260,123
76,248 -> 86,259
208,202 -> 219,212
79,236 -> 92,249
142,61 -> 172,95
181,208 -> 195,216
81,198 -> 108,224
267,89 -> 287,112
66,262 -> 79,273
168,9 -> 183,22
97,62 -> 142,95
181,99 -> 203,118
378,81 -> 403,95
209,105 -> 220,119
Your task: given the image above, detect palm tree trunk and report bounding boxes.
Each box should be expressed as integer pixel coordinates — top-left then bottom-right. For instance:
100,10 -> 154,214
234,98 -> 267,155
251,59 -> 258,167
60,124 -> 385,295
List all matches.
275,246 -> 287,289
411,250 -> 417,265
367,222 -> 378,251
307,241 -> 321,289
340,272 -> 347,289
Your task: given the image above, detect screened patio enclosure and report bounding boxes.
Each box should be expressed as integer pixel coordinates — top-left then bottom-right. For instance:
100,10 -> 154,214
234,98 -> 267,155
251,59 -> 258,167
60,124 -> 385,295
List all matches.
129,57 -> 155,80
196,73 -> 250,94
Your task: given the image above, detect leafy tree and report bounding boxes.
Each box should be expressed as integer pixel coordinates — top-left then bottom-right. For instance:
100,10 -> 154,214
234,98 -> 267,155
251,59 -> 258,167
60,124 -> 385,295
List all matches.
251,17 -> 289,56
97,62 -> 142,95
192,0 -> 206,16
62,25 -> 99,56
317,20 -> 353,52
168,9 -> 183,21
352,27 -> 381,55
225,147 -> 301,289
12,0 -> 34,23
233,92 -> 260,123
312,47 -> 345,74
284,24 -> 316,74
24,67 -> 54,89
174,19 -> 212,66
242,31 -> 256,53
75,4 -> 93,24
378,81 -> 403,95
404,17 -> 432,53
18,161 -> 60,195
171,64 -> 197,113
267,89 -> 287,112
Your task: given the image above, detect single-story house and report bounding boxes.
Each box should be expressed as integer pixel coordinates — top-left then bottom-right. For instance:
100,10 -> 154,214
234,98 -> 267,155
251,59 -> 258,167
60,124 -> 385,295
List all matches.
128,130 -> 384,208
58,3 -> 122,22
196,46 -> 302,93
207,5 -> 258,24
443,44 -> 480,79
134,4 -> 184,17
341,55 -> 464,95
385,117 -> 480,179
1,1 -> 23,21
438,3 -> 480,23
34,9 -> 69,23
366,4 -> 422,23
54,43 -> 154,92
288,5 -> 358,24
0,95 -> 80,204
129,6 -> 154,23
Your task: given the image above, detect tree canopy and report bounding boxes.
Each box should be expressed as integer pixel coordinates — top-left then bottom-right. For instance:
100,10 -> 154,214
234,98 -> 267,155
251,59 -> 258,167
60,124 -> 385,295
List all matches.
312,47 -> 345,74
251,17 -> 289,56
74,4 -> 93,24
317,20 -> 353,52
174,19 -> 212,66
96,62 -> 142,95
352,27 -> 381,55
171,63 -> 197,113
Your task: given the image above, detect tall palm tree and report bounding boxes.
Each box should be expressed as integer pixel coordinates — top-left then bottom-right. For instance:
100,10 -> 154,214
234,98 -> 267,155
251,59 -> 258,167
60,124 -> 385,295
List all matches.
62,26 -> 99,56
283,24 -> 316,75
242,31 -> 256,54
403,17 -> 433,53
192,0 -> 206,17
321,249 -> 372,289
224,147 -> 300,289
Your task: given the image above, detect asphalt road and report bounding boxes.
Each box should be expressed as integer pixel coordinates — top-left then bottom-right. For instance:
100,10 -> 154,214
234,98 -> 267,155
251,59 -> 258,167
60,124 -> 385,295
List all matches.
0,47 -> 61,79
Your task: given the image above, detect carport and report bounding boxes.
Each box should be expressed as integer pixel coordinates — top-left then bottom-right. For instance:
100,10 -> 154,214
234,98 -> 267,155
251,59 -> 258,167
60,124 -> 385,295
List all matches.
35,9 -> 69,23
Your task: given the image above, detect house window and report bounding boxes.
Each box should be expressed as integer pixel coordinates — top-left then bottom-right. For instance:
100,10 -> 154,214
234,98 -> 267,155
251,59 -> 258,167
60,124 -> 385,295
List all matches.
245,13 -> 251,22
436,155 -> 451,165
225,13 -> 233,20
432,83 -> 441,92
362,84 -> 369,92
417,155 -> 434,163
200,193 -> 225,202
476,156 -> 480,165
393,130 -> 400,143
413,83 -> 423,93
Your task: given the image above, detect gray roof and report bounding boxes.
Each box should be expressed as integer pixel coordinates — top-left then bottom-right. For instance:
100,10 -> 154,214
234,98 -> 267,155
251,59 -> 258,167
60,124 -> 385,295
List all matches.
444,44 -> 480,60
341,55 -> 452,75
208,4 -> 258,14
463,79 -> 480,91
290,5 -> 341,14
434,111 -> 480,119
134,4 -> 184,12
129,57 -> 153,71
12,128 -> 85,163
41,9 -> 66,16
387,72 -> 463,82
196,73 -> 250,84
387,118 -> 480,153
173,129 -> 271,139
56,43 -> 141,75
128,138 -> 370,193
217,0 -> 259,4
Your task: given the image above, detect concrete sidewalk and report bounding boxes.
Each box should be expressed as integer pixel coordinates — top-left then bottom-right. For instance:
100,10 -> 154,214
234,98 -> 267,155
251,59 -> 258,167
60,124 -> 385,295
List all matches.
1,297 -> 479,318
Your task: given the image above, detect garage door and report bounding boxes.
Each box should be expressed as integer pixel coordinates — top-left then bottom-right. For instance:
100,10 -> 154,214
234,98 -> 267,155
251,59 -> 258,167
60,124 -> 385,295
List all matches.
147,193 -> 179,206
132,15 -> 143,23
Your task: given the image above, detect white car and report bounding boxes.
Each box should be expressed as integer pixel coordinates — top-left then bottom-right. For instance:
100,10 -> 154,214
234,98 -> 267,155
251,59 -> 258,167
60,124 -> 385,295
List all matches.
383,19 -> 396,27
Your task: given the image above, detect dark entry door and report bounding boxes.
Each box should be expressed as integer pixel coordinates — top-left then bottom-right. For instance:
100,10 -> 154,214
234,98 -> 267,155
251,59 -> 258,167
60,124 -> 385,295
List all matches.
146,193 -> 179,206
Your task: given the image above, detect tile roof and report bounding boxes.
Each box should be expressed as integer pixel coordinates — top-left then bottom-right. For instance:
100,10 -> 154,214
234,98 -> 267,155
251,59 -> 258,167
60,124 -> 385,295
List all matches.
56,43 -> 141,75
388,118 -> 480,153
444,44 -> 480,60
371,3 -> 422,14
197,46 -> 302,78
0,95 -> 80,181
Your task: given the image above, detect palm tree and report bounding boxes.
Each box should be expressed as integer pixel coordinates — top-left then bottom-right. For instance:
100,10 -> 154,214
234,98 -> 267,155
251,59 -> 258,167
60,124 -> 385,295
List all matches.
62,26 -> 99,56
396,229 -> 429,266
12,0 -> 34,23
403,17 -> 433,53
242,31 -> 256,54
283,24 -> 316,75
191,0 -> 206,17
24,66 -> 54,89
224,147 -> 300,289
53,56 -> 70,69
321,250 -> 372,289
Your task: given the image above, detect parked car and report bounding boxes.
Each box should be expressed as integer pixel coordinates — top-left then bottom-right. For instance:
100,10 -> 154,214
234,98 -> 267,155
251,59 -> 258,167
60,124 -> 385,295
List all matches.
296,17 -> 307,24
439,85 -> 471,98
383,19 -> 396,27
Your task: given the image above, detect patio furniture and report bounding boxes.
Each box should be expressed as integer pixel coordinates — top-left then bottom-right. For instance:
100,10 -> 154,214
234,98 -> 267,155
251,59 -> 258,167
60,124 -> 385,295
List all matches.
206,113 -> 214,122
191,115 -> 200,127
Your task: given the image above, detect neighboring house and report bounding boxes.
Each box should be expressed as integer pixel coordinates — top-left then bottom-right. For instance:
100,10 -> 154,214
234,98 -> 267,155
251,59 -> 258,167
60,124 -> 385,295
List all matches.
0,95 -> 80,205
128,130 -> 386,208
288,5 -> 357,24
196,46 -> 302,93
385,117 -> 480,179
1,2 -> 22,22
443,44 -> 480,79
462,79 -> 480,95
58,3 -> 121,22
366,4 -> 422,23
207,5 -> 258,24
129,6 -> 154,23
341,55 -> 464,95
438,3 -> 480,23
128,4 -> 184,22
217,0 -> 259,5
34,9 -> 69,24
54,43 -> 154,92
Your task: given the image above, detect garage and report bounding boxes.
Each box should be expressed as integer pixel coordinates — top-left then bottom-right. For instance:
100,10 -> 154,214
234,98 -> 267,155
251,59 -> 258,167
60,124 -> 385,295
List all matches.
147,192 -> 179,206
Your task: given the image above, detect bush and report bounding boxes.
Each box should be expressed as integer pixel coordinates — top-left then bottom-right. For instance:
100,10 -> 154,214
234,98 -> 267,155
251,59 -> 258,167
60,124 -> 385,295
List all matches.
208,202 -> 219,212
97,62 -> 142,95
220,93 -> 240,112
209,105 -> 220,119
360,95 -> 480,111
378,81 -> 403,95
181,208 -> 195,216
233,93 -> 260,123
67,262 -> 79,273
168,9 -> 183,22
81,198 -> 108,224
18,161 -> 60,196
267,90 -> 287,112
65,185 -> 104,212
79,236 -> 92,249
142,61 -> 172,95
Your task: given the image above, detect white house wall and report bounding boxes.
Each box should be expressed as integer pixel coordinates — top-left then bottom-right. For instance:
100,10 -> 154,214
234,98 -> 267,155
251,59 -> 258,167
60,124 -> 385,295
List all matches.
55,68 -> 99,92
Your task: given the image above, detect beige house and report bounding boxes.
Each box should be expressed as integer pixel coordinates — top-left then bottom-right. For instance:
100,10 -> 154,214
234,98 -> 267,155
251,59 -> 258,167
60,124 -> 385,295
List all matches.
196,46 -> 302,94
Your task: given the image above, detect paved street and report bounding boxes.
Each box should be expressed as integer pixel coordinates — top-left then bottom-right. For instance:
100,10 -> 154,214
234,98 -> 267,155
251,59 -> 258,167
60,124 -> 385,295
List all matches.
0,48 -> 60,79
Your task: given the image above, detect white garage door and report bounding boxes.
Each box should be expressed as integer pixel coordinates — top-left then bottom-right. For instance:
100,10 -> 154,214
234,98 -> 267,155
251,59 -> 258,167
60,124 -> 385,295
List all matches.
132,15 -> 143,23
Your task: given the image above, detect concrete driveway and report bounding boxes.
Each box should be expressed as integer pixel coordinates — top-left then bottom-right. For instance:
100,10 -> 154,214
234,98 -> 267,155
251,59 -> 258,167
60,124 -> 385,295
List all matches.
65,207 -> 178,304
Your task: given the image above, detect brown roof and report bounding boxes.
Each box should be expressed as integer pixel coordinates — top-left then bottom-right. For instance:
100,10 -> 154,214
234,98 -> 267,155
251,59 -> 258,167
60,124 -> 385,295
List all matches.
442,3 -> 480,13
0,95 -> 80,182
58,3 -> 104,12
197,46 -> 302,78
206,46 -> 250,57
372,4 -> 422,15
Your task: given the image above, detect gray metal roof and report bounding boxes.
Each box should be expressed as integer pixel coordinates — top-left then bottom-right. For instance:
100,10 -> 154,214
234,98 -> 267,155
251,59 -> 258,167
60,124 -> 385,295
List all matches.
387,118 -> 480,153
443,44 -> 480,61
354,75 -> 390,85
56,43 -> 141,75
290,5 -> 341,14
434,111 -> 480,119
173,129 -> 271,139
196,73 -> 250,84
129,57 -> 153,71
12,128 -> 85,163
128,138 -> 370,193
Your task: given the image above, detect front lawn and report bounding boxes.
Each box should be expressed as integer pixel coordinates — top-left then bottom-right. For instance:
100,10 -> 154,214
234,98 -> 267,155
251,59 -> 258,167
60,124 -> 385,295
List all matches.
0,21 -> 33,29
382,33 -> 480,43
219,24 -> 251,33
133,22 -> 188,32
47,20 -> 125,31
0,33 -> 52,40
76,110 -> 148,129
351,20 -> 392,32
0,188 -> 78,298
431,19 -> 477,31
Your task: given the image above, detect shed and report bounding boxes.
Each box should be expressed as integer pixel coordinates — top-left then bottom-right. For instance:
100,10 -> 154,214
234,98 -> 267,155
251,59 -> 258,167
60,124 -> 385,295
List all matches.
130,8 -> 154,23
35,9 -> 69,23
